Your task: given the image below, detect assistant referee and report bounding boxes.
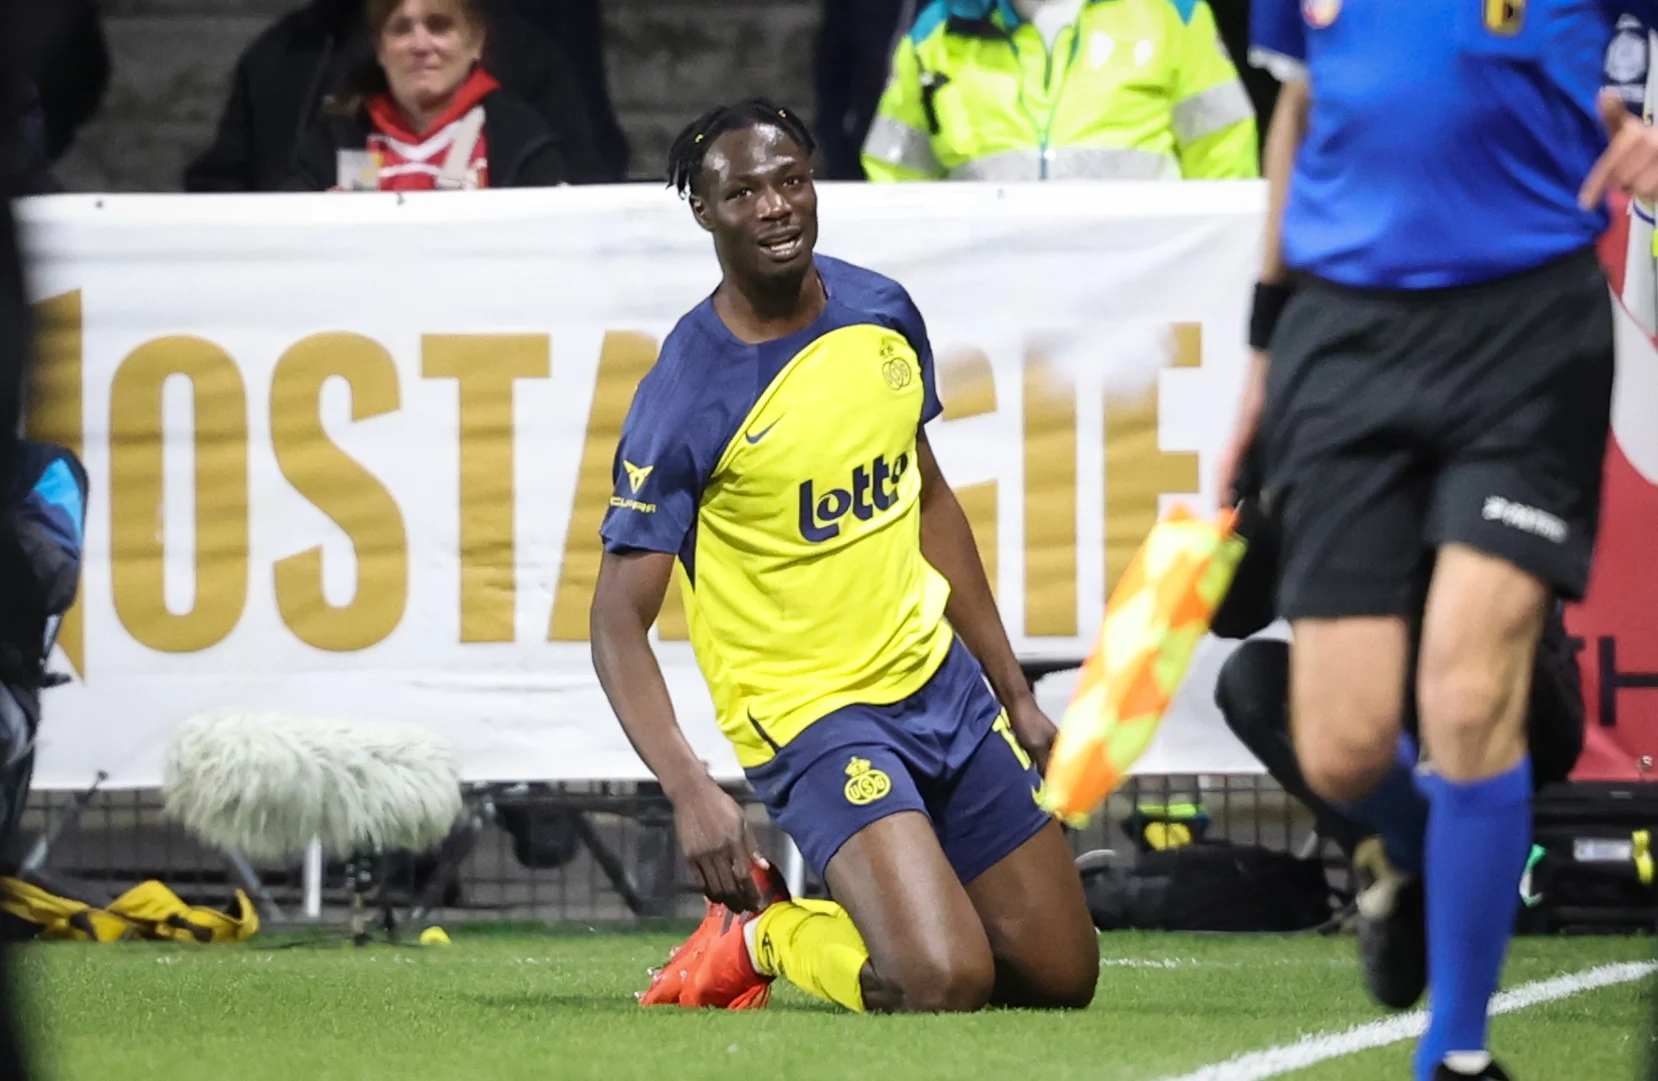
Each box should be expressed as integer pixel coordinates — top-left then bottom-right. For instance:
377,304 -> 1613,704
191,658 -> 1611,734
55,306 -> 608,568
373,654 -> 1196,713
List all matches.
1220,4 -> 1658,1079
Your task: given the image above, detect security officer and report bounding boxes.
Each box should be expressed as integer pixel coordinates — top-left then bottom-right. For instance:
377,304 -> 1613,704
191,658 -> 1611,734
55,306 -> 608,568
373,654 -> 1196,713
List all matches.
862,0 -> 1258,182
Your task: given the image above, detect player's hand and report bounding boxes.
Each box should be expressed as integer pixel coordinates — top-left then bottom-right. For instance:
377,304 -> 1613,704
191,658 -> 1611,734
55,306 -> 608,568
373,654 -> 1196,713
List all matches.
671,780 -> 766,912
1008,696 -> 1059,775
1580,90 -> 1658,208
1215,349 -> 1269,508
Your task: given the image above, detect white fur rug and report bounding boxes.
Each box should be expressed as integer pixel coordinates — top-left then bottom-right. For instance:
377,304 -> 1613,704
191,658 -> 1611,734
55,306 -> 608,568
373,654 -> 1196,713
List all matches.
163,710 -> 463,860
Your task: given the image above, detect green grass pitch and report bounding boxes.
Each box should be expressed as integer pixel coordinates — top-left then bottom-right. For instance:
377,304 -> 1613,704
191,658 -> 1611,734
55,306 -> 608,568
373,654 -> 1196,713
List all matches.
11,928 -> 1653,1081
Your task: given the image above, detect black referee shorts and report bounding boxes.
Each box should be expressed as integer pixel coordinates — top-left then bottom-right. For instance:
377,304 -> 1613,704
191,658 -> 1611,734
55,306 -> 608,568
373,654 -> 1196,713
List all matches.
1260,246 -> 1615,621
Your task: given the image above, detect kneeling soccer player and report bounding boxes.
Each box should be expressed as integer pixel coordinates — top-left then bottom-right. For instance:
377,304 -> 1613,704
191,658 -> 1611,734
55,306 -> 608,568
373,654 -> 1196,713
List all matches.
589,99 -> 1100,1014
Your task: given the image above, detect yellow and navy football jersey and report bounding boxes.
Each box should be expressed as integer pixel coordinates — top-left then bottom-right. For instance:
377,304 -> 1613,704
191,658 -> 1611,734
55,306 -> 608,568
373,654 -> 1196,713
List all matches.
599,256 -> 954,767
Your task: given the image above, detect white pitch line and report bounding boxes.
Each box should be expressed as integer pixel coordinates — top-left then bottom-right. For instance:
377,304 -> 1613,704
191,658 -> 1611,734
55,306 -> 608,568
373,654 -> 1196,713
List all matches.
1100,958 -> 1350,971
1152,960 -> 1657,1081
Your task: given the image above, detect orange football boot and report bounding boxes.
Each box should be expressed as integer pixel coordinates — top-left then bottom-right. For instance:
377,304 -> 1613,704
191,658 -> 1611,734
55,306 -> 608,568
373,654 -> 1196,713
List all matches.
637,860 -> 792,1009
637,899 -> 727,1007
680,861 -> 793,1011
679,905 -> 772,1009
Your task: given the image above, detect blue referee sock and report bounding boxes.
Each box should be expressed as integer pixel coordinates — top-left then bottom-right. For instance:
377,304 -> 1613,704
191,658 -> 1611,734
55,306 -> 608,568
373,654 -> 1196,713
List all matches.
1340,735 -> 1427,875
1414,756 -> 1533,1081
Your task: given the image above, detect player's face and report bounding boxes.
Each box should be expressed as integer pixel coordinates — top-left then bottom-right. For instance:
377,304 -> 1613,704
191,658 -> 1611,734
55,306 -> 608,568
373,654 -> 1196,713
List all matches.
695,124 -> 818,283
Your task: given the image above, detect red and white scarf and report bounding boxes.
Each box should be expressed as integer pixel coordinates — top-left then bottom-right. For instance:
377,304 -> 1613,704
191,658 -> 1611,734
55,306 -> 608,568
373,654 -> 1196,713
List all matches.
364,67 -> 500,191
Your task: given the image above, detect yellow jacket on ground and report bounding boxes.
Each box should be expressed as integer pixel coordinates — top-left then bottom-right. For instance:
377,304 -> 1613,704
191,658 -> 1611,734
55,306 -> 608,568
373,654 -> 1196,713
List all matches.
864,0 -> 1258,182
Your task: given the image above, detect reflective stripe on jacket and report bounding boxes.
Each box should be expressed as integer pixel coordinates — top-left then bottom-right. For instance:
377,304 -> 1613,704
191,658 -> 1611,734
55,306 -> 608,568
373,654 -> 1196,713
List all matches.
864,0 -> 1258,182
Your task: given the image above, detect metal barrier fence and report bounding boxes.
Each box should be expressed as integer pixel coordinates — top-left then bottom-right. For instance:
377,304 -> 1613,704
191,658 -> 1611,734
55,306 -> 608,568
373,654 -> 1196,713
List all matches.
17,775 -> 1320,927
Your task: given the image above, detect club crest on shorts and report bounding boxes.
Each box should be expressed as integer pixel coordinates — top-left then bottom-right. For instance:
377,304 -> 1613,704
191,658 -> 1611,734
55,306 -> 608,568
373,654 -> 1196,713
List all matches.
1301,0 -> 1340,29
843,757 -> 892,806
1484,0 -> 1523,35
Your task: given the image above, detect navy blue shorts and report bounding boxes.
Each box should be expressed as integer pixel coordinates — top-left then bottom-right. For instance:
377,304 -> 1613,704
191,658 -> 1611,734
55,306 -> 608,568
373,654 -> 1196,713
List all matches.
743,639 -> 1053,885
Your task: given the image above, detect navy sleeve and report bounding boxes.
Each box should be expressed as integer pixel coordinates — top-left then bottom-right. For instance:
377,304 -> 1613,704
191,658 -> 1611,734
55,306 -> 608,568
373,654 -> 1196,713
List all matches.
1248,0 -> 1307,82
886,284 -> 944,424
598,358 -> 711,557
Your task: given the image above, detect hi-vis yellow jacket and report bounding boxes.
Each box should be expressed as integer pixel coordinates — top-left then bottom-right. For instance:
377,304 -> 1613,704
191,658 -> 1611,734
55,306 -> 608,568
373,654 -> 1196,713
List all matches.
863,0 -> 1258,182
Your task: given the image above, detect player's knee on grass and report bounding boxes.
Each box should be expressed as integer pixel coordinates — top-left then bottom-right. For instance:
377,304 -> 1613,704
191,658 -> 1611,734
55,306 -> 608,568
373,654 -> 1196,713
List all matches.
1050,963 -> 1099,1010
972,906 -> 1098,1011
994,945 -> 1097,1010
869,938 -> 996,1013
1416,545 -> 1548,781
961,822 -> 1099,1011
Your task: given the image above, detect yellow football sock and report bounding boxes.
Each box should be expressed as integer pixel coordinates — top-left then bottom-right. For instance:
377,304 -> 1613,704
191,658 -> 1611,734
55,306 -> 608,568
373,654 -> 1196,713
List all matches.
750,899 -> 869,1012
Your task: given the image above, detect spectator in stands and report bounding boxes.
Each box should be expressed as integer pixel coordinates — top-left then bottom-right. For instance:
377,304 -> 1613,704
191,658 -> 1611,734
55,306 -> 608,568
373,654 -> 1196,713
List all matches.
814,0 -> 913,180
2,82 -> 55,195
27,0 -> 108,167
863,0 -> 1258,182
493,0 -> 629,180
184,0 -> 605,192
290,0 -> 565,190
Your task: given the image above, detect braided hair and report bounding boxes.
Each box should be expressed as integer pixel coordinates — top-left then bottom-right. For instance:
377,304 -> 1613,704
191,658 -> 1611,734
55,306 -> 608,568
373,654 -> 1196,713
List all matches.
666,99 -> 817,199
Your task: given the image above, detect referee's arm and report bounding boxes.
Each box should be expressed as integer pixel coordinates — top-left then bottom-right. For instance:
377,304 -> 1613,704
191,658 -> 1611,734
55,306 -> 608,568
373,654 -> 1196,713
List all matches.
1217,77 -> 1308,504
1257,79 -> 1308,287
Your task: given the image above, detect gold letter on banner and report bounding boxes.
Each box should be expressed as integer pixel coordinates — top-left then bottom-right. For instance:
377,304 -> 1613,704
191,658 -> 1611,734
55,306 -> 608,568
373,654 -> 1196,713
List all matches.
271,334 -> 408,651
26,292 -> 85,678
109,337 -> 249,652
423,335 -> 549,643
1023,352 -> 1077,636
938,349 -> 999,595
547,331 -> 662,640
1104,324 -> 1201,594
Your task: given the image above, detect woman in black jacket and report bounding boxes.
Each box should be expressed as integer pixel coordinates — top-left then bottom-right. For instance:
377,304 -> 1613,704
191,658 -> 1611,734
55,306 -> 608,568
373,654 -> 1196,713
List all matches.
290,0 -> 566,191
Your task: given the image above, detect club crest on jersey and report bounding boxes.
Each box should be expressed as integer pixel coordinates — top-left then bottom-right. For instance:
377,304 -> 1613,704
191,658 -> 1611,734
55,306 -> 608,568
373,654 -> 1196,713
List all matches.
843,757 -> 892,806
879,341 -> 913,390
1483,0 -> 1523,35
1301,0 -> 1339,28
798,453 -> 908,543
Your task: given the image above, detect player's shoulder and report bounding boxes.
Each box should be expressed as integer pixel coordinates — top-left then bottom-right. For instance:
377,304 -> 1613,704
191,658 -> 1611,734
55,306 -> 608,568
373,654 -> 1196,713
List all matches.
621,301 -> 760,461
819,255 -> 923,328
629,303 -> 726,417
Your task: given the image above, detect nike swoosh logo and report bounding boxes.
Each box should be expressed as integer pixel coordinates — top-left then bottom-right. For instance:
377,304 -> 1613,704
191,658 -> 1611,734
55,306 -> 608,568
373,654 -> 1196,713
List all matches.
745,419 -> 780,444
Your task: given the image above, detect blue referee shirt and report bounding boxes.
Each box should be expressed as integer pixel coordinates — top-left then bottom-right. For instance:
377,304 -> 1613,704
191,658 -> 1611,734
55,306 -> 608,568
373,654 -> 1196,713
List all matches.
1250,0 -> 1658,289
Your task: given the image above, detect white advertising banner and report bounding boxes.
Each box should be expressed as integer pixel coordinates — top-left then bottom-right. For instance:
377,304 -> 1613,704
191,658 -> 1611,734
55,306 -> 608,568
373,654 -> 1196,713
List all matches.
15,181 -> 1273,790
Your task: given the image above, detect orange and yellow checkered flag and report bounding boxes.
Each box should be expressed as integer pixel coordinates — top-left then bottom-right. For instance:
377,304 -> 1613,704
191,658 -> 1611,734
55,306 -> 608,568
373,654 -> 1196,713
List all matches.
1039,504 -> 1249,826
